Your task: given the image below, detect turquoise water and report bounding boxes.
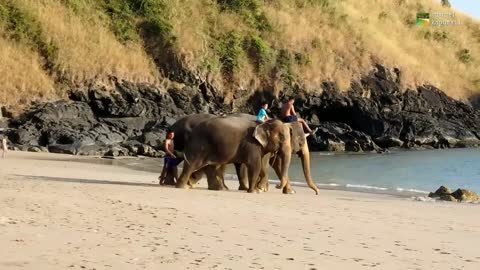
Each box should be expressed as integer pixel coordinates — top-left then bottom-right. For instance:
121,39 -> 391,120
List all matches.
43,148 -> 480,196
283,148 -> 480,196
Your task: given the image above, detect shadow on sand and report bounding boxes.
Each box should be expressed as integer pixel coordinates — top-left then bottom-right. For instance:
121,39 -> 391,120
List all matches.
12,174 -> 164,188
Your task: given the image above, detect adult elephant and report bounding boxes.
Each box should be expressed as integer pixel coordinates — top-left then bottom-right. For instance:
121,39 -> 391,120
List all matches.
222,114 -> 319,195
258,122 -> 319,195
169,113 -> 252,190
170,113 -> 319,194
176,117 -> 291,193
168,113 -> 217,187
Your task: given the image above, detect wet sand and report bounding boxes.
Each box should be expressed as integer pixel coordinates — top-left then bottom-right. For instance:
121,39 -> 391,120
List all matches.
0,151 -> 479,269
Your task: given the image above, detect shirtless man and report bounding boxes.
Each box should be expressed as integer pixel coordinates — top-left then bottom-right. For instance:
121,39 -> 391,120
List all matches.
0,135 -> 8,158
0,130 -> 7,159
281,97 -> 318,134
159,130 -> 181,185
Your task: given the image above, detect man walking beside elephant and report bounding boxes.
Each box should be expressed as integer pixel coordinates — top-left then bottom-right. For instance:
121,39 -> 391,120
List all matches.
159,130 -> 182,185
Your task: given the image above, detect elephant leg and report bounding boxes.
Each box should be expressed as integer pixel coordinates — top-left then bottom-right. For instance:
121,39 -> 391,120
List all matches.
256,155 -> 271,192
235,163 -> 248,190
189,169 -> 204,186
177,159 -> 203,189
205,165 -> 228,191
217,165 -> 229,190
247,160 -> 262,193
271,156 -> 295,194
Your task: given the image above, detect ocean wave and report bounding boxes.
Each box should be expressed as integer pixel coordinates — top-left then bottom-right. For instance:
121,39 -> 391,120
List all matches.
345,184 -> 388,191
396,187 -> 429,194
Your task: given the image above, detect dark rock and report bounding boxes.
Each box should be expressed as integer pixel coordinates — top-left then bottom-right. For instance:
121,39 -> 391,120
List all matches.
138,144 -> 164,158
374,136 -> 404,148
27,146 -> 42,153
141,131 -> 165,147
451,189 -> 480,202
294,65 -> 480,151
122,140 -> 143,156
77,145 -> 108,156
428,185 -> 452,198
439,194 -> 457,202
48,144 -> 77,155
308,122 -> 381,152
1,106 -> 13,118
103,146 -> 129,157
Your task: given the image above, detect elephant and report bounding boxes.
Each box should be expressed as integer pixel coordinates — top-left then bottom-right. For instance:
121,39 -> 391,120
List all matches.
170,113 -> 319,194
176,116 -> 297,193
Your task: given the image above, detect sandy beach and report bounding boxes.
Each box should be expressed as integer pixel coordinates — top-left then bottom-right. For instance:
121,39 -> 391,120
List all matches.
0,152 -> 479,270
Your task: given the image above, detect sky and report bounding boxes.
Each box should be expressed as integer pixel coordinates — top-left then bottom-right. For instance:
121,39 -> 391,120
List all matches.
441,0 -> 480,19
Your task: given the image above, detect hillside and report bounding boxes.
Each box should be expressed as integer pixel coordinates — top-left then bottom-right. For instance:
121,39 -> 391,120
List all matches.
0,0 -> 479,111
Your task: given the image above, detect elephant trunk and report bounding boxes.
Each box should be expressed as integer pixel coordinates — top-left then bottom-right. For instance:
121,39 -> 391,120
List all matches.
300,143 -> 319,195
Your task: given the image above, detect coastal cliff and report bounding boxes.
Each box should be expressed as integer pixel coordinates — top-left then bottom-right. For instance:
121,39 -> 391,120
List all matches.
1,0 -> 479,155
2,64 -> 480,156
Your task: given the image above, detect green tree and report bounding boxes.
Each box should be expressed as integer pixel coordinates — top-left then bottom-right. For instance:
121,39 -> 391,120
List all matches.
441,0 -> 451,8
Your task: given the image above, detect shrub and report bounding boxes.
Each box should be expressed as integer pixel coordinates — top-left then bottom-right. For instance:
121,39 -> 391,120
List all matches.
457,49 -> 472,63
0,3 -> 57,71
244,34 -> 272,72
216,31 -> 244,81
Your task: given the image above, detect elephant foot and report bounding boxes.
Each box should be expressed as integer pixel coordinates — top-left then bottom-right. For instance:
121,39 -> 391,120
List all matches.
282,187 -> 296,194
208,183 -> 229,191
255,187 -> 267,193
247,188 -> 260,194
175,182 -> 191,189
238,185 -> 248,191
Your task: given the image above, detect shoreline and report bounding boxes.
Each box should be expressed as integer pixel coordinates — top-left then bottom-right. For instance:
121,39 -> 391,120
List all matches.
10,150 -> 478,199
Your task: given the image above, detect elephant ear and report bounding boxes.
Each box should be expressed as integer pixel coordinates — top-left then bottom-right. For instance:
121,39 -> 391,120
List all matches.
253,122 -> 270,148
289,122 -> 305,153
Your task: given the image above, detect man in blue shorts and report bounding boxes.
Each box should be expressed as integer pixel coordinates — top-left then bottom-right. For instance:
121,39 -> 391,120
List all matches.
281,97 -> 318,134
159,130 -> 182,185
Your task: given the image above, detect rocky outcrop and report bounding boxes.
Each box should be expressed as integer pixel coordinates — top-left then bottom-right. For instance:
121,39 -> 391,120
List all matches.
3,64 -> 480,155
288,65 -> 480,151
428,186 -> 480,202
6,79 -> 228,157
272,64 -> 480,151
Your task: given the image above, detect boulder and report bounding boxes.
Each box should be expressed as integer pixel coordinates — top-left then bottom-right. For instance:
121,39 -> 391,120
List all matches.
103,146 -> 130,157
308,122 -> 381,152
439,194 -> 457,202
428,185 -> 452,198
141,131 -> 165,148
451,189 -> 480,202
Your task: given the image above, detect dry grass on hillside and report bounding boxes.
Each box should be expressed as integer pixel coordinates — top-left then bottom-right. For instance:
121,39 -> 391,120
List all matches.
0,0 -> 479,110
169,0 -> 479,98
17,0 -> 159,84
0,36 -> 55,111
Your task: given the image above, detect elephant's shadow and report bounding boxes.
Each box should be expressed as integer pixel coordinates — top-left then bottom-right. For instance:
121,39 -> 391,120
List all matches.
13,174 -> 164,188
11,174 -> 212,191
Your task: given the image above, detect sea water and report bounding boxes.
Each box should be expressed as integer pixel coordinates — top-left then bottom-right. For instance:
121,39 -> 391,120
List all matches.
284,148 -> 480,196
47,148 -> 480,197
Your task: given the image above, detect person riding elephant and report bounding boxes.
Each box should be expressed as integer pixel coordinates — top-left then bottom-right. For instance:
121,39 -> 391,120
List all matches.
210,113 -> 319,195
